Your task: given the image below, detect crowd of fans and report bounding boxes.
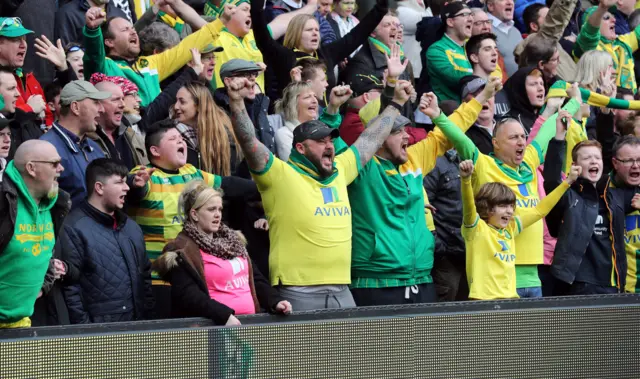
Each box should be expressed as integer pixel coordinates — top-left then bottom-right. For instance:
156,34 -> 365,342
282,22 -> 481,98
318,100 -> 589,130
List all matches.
1,0 -> 640,329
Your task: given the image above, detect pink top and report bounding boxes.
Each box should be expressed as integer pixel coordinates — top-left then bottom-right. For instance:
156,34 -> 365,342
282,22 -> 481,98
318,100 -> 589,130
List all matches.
200,251 -> 255,315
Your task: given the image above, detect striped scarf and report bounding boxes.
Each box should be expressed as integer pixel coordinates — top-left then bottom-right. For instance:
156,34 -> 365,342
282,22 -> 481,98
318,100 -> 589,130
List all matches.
158,11 -> 185,34
288,148 -> 338,185
204,0 -> 250,17
547,80 -> 640,110
368,37 -> 405,59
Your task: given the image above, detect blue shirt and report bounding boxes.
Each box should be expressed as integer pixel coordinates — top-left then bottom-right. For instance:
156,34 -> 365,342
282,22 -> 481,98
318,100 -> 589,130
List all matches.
40,123 -> 104,208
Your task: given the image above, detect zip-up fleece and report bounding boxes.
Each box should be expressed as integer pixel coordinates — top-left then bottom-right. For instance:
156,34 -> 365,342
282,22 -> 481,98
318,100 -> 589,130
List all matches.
0,162 -> 57,323
82,19 -> 224,106
348,99 -> 482,282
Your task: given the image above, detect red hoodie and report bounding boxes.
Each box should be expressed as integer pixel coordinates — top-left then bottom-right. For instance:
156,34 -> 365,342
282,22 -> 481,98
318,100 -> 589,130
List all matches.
14,72 -> 52,126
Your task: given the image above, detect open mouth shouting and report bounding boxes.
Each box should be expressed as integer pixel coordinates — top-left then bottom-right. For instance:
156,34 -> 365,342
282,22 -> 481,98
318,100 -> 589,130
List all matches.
587,165 -> 601,181
515,148 -> 524,162
177,145 -> 186,158
321,150 -> 333,166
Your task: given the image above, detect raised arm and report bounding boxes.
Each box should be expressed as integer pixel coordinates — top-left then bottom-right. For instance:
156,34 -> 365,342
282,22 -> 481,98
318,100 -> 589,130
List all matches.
352,80 -> 412,166
227,77 -> 272,173
573,0 -> 615,59
163,0 -> 208,31
251,0 -> 295,60
459,160 -> 477,227
268,0 -> 318,40
539,0 -> 578,42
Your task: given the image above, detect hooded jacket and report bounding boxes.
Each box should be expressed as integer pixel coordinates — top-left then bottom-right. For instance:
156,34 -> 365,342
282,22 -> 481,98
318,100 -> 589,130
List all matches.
0,162 -> 67,323
153,231 -> 282,325
498,66 -> 546,134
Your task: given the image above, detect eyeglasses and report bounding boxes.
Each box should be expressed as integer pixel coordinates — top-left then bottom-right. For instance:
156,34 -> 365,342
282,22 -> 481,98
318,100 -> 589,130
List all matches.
452,11 -> 472,19
473,20 -> 492,26
614,157 -> 640,167
0,17 -> 22,33
31,159 -> 62,169
233,72 -> 259,79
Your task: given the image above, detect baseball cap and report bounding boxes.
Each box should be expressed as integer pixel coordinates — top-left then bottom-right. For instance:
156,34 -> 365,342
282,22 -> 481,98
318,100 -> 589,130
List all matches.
0,17 -> 33,38
220,59 -> 262,79
201,44 -> 224,54
440,1 -> 469,24
292,120 -> 340,145
350,74 -> 384,98
59,80 -> 111,106
460,75 -> 487,99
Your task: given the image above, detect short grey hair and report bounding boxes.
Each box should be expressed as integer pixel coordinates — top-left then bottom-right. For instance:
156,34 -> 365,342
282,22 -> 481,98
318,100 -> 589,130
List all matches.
139,22 -> 180,56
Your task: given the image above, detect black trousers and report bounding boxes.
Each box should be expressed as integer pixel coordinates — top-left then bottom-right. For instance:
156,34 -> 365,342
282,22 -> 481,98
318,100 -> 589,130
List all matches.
351,283 -> 437,306
431,255 -> 468,302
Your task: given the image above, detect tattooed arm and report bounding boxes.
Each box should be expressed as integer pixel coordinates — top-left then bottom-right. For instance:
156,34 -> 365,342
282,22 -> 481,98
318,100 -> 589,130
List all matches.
352,80 -> 414,166
227,78 -> 272,173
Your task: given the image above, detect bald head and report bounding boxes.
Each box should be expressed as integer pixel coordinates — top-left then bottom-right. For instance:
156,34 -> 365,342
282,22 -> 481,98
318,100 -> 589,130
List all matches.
13,140 -> 59,172
94,81 -> 123,96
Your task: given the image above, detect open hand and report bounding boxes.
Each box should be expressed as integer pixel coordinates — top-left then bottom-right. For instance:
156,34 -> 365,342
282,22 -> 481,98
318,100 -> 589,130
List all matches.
188,48 -> 204,77
459,160 -> 474,178
418,92 -> 440,118
274,300 -> 292,314
132,167 -> 155,188
567,164 -> 581,184
85,7 -> 107,29
385,43 -> 408,79
34,36 -> 67,71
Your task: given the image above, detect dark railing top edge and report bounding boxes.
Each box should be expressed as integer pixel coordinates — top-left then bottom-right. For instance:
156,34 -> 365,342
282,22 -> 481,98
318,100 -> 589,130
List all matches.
2,294 -> 639,341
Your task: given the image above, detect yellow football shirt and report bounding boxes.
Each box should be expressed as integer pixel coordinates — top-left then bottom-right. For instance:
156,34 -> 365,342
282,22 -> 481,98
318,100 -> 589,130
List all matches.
471,143 -> 545,265
214,29 -> 265,91
464,215 -> 522,300
252,147 -> 361,286
624,210 -> 640,292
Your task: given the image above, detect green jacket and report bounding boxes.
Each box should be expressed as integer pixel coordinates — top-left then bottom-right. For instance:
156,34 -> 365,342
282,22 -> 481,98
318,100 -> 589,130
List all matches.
426,34 -> 473,102
82,19 -> 224,106
0,162 -> 57,323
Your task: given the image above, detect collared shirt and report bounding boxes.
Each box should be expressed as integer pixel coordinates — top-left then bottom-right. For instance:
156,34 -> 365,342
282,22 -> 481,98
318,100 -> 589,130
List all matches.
487,12 -> 515,35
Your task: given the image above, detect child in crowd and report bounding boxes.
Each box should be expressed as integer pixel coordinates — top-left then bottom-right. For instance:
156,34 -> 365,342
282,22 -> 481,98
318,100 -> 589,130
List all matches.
459,159 -> 579,300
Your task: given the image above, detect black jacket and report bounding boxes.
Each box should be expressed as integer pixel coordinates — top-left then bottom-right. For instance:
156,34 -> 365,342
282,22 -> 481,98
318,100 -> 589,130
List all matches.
415,16 -> 442,97
55,0 -> 129,45
544,135 -> 636,291
214,88 -> 275,154
6,108 -> 44,161
466,123 -> 494,155
423,150 -> 464,259
153,231 -> 283,325
61,201 -> 154,323
251,0 -> 388,96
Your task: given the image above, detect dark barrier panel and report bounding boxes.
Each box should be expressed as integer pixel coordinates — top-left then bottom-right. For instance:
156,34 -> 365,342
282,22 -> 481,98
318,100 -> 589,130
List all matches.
2,295 -> 640,378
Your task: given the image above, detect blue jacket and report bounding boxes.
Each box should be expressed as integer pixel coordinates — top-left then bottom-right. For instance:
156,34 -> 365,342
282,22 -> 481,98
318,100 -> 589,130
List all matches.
40,123 -> 105,208
615,9 -> 631,35
515,0 -> 545,33
61,201 -> 154,323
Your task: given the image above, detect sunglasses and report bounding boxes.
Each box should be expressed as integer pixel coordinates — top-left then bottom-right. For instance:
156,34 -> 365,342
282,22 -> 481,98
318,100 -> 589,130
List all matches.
0,17 -> 23,33
67,45 -> 84,53
31,159 -> 62,169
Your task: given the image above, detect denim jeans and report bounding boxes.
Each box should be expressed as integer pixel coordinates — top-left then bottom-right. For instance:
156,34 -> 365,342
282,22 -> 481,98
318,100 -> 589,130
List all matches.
517,286 -> 543,298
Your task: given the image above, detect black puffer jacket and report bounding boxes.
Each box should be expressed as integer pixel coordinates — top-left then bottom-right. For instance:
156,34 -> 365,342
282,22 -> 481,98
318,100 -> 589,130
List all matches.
6,108 -> 44,161
61,201 -> 154,324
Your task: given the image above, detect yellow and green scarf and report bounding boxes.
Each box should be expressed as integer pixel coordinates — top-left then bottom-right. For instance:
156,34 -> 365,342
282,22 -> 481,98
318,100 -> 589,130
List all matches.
157,11 -> 185,34
205,0 -> 250,18
547,80 -> 640,110
288,148 -> 338,185
368,37 -> 405,59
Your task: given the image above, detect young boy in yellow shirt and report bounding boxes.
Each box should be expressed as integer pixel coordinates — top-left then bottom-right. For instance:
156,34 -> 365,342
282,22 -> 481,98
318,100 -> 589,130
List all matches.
459,160 -> 580,300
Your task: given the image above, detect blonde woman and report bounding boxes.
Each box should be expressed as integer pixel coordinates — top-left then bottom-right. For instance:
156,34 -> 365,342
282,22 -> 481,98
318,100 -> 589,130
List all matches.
154,181 -> 292,326
271,81 -> 353,161
173,81 -> 242,176
251,0 -> 390,95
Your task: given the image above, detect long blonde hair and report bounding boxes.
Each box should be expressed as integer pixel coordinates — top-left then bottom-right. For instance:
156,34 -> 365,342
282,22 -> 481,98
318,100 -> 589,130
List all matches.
182,81 -> 242,176
275,81 -> 313,123
283,14 -> 319,50
574,50 -> 614,91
